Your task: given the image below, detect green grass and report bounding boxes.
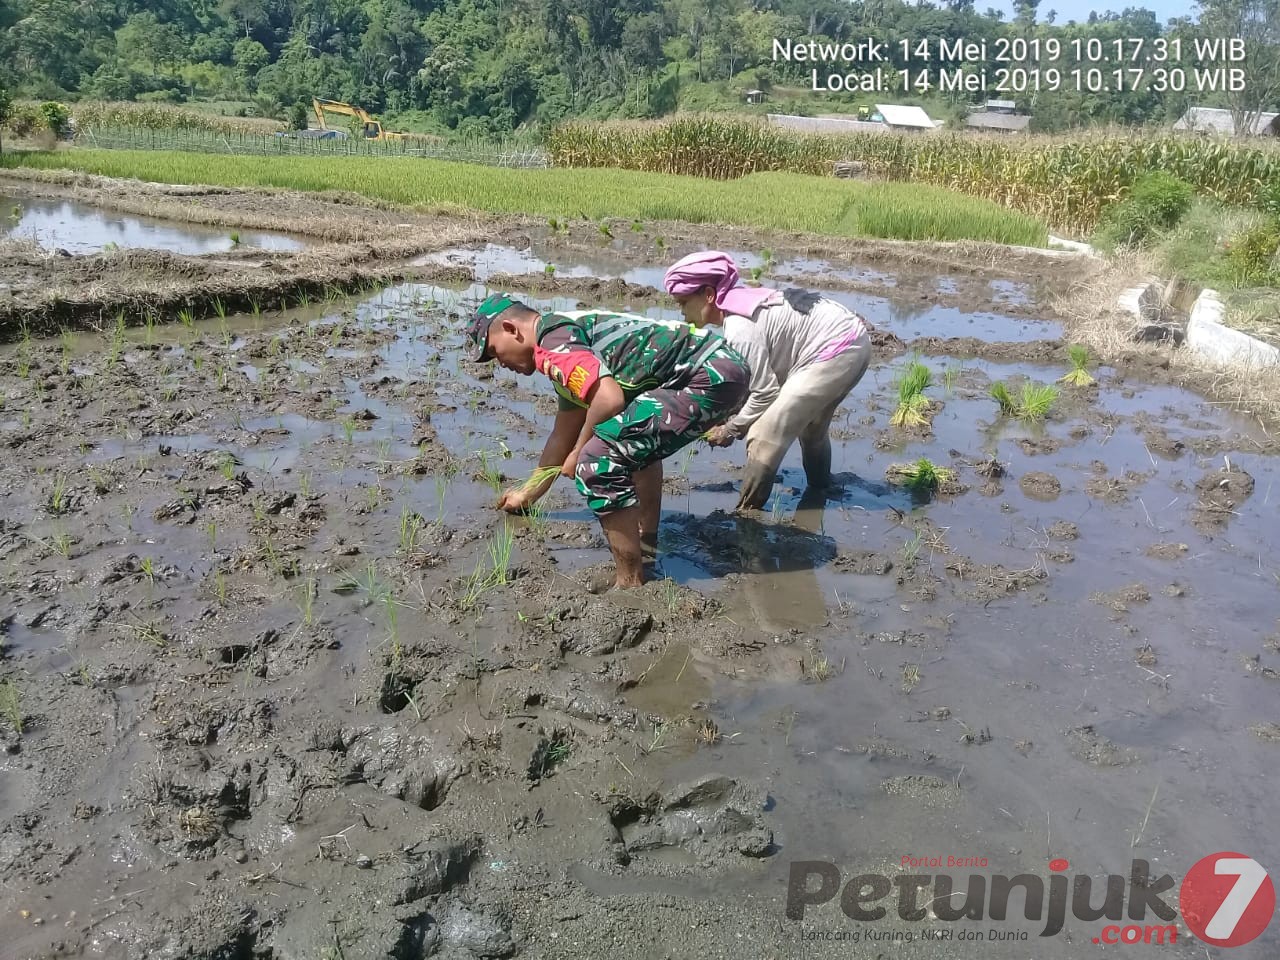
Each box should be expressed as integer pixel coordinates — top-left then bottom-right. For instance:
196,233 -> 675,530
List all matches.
0,149 -> 1048,246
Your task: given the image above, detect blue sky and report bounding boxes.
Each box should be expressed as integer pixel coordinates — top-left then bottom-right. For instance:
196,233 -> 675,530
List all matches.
988,0 -> 1196,24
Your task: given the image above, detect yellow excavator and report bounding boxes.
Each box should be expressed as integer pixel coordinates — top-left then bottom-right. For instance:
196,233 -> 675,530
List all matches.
311,98 -> 407,141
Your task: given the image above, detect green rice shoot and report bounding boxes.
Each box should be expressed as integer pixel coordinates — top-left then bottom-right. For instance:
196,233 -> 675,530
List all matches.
1018,382 -> 1058,422
892,458 -> 956,495
891,361 -> 933,427
990,380 -> 1058,421
1059,344 -> 1095,386
990,381 -> 1016,415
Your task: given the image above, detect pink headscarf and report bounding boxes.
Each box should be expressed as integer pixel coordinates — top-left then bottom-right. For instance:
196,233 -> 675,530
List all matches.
663,250 -> 776,319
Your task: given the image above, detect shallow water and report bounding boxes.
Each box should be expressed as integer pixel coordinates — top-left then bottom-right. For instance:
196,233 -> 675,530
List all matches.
1,193 -> 306,255
3,254 -> 1277,959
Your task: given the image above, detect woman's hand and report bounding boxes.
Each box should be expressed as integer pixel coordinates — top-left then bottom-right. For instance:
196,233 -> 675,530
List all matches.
703,425 -> 736,448
497,488 -> 535,513
560,445 -> 585,479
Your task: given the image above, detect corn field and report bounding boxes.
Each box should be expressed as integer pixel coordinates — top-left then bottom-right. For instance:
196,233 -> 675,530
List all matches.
71,101 -> 286,136
547,117 -> 1280,235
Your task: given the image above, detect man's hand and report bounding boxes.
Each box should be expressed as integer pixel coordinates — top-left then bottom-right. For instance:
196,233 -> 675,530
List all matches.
561,445 -> 584,479
497,488 -> 535,513
703,425 -> 736,448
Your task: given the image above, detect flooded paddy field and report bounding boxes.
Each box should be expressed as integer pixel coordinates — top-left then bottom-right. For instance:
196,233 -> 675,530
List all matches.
2,192 -> 305,256
1,175 -> 1278,960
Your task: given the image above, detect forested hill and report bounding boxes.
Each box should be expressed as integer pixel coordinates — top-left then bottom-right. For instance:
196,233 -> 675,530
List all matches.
0,0 -> 1273,136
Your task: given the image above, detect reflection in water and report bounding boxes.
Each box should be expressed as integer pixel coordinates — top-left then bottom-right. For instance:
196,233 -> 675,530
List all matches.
2,195 -> 305,255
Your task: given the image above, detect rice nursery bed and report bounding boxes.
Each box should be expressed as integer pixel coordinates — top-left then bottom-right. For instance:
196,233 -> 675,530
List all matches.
1,199 -> 1279,960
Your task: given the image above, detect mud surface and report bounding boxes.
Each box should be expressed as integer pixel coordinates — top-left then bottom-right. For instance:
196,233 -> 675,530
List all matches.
2,174 -> 1279,960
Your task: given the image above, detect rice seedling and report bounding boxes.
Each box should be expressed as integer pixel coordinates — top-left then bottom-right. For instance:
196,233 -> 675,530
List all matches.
522,464 -> 563,493
340,417 -> 356,444
297,577 -> 318,628
229,231 -> 241,246
59,329 -> 73,376
212,298 -> 227,321
365,484 -> 382,512
177,307 -> 195,329
890,361 -> 932,427
597,220 -> 612,238
213,570 -> 228,603
544,263 -> 556,277
398,505 -> 424,555
901,532 -> 923,565
299,472 -> 313,499
1059,344 -> 1096,387
1018,383 -> 1058,421
50,526 -> 73,557
992,381 -> 1059,422
487,523 -> 515,585
475,450 -> 504,493
888,458 -> 957,495
942,363 -> 959,396
140,556 -> 156,587
990,381 -> 1016,416
205,521 -> 217,551
108,313 -> 127,368
0,680 -> 22,734
47,473 -> 69,516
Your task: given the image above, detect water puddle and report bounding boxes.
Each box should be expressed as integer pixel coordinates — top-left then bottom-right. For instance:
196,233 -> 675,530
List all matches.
415,244 -> 1055,342
2,193 -> 306,255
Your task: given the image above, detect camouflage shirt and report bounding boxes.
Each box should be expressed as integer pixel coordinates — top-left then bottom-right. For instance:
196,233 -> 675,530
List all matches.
535,310 -> 732,410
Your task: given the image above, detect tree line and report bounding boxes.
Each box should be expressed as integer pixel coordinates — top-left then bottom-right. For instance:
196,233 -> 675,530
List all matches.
0,0 -> 1276,137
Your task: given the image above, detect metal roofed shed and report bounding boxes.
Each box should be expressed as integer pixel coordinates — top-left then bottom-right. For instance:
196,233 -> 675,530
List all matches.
766,113 -> 889,134
873,103 -> 937,130
1173,107 -> 1280,137
966,111 -> 1032,133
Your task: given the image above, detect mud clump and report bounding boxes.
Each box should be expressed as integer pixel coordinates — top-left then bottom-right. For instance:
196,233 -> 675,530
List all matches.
1193,465 -> 1255,531
1139,424 -> 1187,460
1068,725 -> 1138,766
944,556 -> 1049,601
1147,542 -> 1188,560
831,549 -> 894,576
1018,438 -> 1061,457
607,774 -> 775,862
1046,521 -> 1078,541
1251,723 -> 1280,742
881,774 -> 962,809
547,596 -> 654,656
1091,583 -> 1151,613
1085,468 -> 1149,504
1019,471 -> 1061,501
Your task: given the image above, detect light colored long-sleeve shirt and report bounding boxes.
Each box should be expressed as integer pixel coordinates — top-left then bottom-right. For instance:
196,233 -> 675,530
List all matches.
718,289 -> 868,435
720,313 -> 779,437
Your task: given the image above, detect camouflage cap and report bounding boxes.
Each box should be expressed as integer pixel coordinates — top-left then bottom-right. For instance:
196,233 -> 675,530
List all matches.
466,292 -> 523,362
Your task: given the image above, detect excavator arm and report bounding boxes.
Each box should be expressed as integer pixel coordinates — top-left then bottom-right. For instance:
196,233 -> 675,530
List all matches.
311,98 -> 404,140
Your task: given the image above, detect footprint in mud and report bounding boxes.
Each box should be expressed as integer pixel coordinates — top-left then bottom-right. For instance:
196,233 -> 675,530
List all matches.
606,774 -> 775,862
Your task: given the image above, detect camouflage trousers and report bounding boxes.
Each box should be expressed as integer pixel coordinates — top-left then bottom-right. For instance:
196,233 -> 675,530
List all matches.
574,346 -> 749,514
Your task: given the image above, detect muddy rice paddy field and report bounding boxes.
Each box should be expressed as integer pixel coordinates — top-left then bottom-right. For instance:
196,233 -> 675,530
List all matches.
1,174 -> 1279,960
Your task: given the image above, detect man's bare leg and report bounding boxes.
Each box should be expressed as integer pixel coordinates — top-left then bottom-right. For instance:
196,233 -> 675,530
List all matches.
634,462 -> 663,563
597,505 -> 645,588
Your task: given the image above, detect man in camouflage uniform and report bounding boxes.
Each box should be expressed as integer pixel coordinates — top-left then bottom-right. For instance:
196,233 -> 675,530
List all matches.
466,293 -> 749,589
